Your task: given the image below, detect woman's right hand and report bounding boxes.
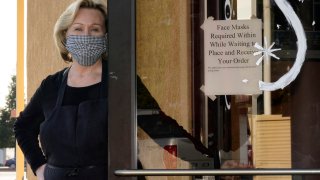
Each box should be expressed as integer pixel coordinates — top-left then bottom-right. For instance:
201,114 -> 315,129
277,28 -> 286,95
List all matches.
36,164 -> 46,180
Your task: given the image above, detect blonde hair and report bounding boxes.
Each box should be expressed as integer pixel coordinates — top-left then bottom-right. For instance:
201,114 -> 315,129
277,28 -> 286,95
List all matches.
53,0 -> 108,62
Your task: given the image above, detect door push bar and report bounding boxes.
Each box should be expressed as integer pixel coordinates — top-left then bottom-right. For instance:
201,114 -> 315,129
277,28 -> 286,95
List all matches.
115,169 -> 320,176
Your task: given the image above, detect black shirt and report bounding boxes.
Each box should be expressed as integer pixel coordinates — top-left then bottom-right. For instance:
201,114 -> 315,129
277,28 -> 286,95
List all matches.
14,68 -> 106,174
63,83 -> 101,106
15,69 -> 65,173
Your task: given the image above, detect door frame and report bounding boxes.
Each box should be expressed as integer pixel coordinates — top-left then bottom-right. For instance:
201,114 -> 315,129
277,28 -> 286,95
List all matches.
108,0 -> 137,179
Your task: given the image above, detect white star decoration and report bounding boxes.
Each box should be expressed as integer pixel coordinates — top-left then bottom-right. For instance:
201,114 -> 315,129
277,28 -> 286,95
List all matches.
253,37 -> 281,66
276,24 -> 281,29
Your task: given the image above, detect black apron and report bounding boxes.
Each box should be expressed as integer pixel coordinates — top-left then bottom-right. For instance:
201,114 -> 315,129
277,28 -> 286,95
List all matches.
40,62 -> 108,180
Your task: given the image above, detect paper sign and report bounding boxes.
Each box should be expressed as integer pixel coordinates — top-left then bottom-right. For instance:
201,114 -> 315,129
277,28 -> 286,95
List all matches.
201,18 -> 262,95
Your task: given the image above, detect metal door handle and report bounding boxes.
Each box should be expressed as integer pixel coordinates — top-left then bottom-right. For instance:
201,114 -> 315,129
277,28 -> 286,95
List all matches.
115,169 -> 320,176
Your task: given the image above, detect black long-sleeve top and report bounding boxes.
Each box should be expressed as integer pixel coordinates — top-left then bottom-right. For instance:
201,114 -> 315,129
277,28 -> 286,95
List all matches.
14,69 -> 66,173
14,68 -> 103,174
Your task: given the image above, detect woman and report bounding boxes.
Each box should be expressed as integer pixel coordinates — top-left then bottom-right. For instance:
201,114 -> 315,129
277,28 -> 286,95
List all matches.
14,0 -> 108,179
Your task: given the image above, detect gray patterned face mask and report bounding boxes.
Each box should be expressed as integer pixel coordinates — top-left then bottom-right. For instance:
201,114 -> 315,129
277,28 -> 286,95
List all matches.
66,35 -> 107,66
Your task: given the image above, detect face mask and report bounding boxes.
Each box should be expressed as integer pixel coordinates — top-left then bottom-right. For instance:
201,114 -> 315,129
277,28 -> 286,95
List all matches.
66,35 -> 107,66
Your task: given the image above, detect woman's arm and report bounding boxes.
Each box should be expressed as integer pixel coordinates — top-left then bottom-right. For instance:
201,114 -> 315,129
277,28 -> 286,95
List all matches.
14,81 -> 47,175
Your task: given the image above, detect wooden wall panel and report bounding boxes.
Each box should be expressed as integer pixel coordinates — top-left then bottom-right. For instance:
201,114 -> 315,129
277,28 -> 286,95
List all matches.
249,114 -> 292,180
136,0 -> 192,132
27,0 -> 72,100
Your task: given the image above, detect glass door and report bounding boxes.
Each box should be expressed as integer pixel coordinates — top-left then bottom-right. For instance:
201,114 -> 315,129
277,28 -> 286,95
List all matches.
109,0 -> 320,180
136,0 -> 216,179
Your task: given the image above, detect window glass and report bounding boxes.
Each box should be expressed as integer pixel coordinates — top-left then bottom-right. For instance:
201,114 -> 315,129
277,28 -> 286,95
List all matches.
135,0 -> 320,179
